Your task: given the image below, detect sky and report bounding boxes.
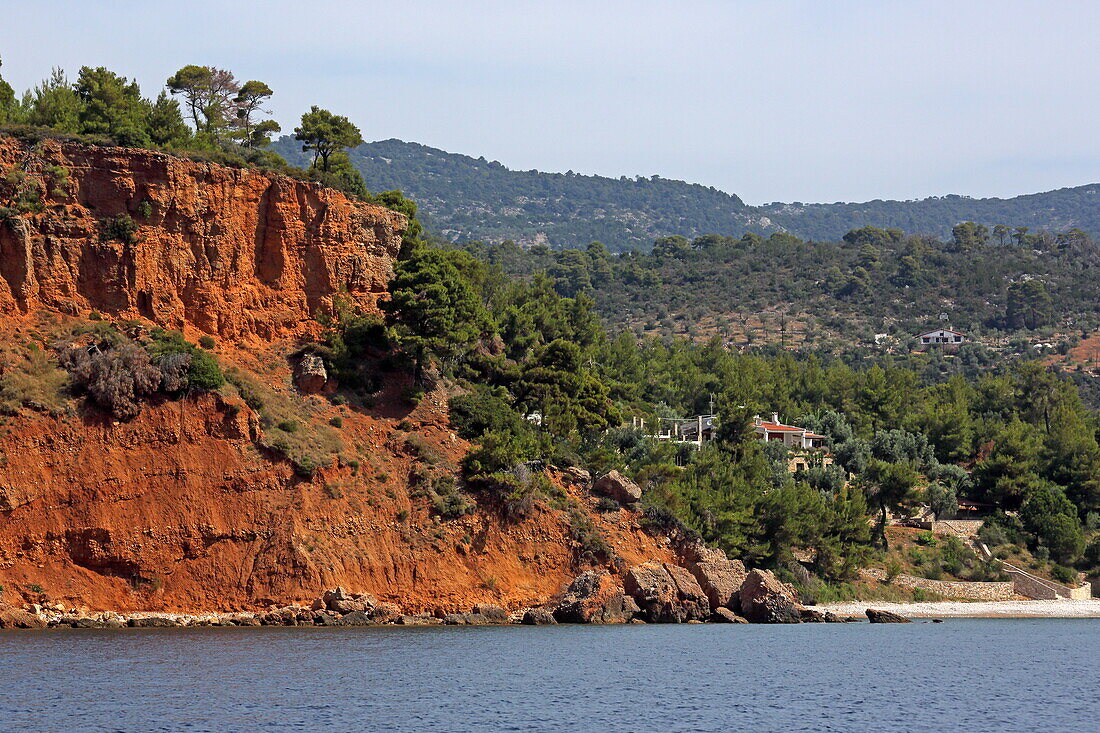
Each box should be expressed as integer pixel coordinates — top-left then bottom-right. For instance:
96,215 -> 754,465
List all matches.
3,0 -> 1099,204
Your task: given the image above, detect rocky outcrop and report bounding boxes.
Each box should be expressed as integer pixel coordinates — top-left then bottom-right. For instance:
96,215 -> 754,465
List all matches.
683,544 -> 747,613
738,569 -> 804,624
554,570 -> 639,624
866,608 -> 912,623
622,562 -> 709,623
711,607 -> 749,623
593,470 -> 642,504
318,587 -> 377,615
0,605 -> 46,629
294,353 -> 330,394
522,607 -> 558,625
0,136 -> 405,340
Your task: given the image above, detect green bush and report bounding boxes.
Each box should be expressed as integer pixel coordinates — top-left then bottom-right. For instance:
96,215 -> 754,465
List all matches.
99,213 -> 138,244
1052,565 -> 1078,585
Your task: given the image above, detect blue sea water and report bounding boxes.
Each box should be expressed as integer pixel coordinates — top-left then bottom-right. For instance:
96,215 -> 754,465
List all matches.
1,620 -> 1096,732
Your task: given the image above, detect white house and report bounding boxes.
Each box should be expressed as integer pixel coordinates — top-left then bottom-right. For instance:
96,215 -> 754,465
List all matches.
917,329 -> 965,346
752,414 -> 826,450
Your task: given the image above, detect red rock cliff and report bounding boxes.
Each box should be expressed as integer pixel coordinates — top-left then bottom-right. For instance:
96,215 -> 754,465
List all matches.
0,136 -> 405,339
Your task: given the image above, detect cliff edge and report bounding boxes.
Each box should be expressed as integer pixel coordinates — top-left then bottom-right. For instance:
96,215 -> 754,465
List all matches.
0,135 -> 405,340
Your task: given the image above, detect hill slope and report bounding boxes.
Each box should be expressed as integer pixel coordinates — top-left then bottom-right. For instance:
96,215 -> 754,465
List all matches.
273,137 -> 1100,250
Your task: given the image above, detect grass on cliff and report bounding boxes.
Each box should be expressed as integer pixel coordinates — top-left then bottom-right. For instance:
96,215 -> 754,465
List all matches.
224,367 -> 344,477
0,342 -> 70,416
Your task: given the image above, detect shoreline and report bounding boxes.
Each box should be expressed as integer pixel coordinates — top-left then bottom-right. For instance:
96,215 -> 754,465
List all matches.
816,599 -> 1100,619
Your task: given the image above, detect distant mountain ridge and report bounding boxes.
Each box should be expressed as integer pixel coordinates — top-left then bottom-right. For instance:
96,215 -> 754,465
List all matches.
272,137 -> 1100,251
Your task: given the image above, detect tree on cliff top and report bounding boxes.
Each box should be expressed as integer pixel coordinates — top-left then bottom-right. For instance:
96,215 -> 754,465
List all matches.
233,80 -> 279,148
0,59 -> 18,124
166,65 -> 241,140
294,106 -> 363,172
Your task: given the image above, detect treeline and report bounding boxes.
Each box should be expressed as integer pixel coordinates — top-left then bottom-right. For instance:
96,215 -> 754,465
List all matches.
319,239 -> 1100,587
454,223 -> 1100,346
0,59 -> 369,199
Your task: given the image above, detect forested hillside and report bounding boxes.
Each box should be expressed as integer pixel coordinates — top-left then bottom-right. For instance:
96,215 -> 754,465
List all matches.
273,137 -> 1100,251
271,137 -> 771,251
461,226 -> 1100,349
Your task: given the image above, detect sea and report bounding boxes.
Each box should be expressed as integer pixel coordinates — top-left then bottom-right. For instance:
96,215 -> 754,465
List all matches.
1,620 -> 1096,732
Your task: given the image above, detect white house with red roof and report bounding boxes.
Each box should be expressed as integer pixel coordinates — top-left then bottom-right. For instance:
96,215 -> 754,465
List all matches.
917,328 -> 966,346
752,413 -> 827,450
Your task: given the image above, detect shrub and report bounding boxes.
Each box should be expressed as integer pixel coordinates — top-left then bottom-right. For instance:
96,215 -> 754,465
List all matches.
329,416 -> 344,428
99,214 -> 139,244
135,199 -> 153,219
198,335 -> 216,350
568,508 -> 611,563
0,343 -> 70,416
595,496 -> 620,513
1052,565 -> 1078,585
915,531 -> 938,547
58,340 -> 161,419
884,558 -> 903,582
405,434 -> 442,464
276,420 -> 299,433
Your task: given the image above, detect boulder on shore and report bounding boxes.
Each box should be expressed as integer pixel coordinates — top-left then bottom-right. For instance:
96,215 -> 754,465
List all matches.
337,610 -> 374,626
370,602 -> 402,624
866,608 -> 912,623
622,562 -> 709,623
522,607 -> 558,625
443,612 -> 491,626
471,604 -> 509,624
320,587 -> 377,615
682,544 -> 748,614
711,607 -> 749,624
738,569 -> 804,624
0,606 -> 46,629
592,470 -> 643,504
127,616 -> 180,628
554,570 -> 638,624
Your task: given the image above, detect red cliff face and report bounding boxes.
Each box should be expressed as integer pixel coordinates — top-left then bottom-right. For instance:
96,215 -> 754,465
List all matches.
0,136 -> 405,340
0,137 -> 676,615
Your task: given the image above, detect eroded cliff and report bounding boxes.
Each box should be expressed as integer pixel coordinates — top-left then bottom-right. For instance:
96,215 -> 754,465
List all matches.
0,138 -> 675,614
0,136 -> 405,339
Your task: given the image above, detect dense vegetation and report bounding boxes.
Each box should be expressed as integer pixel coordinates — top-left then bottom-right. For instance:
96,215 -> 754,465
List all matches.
272,137 -> 1100,251
456,225 -> 1100,356
312,236 -> 1100,590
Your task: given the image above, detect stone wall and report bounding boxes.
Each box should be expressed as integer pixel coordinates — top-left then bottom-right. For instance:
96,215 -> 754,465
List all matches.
861,568 -> 1015,601
932,520 -> 985,537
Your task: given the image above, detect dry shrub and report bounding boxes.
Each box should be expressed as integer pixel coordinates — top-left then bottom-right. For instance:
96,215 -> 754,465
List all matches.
58,341 -> 161,419
0,343 -> 70,416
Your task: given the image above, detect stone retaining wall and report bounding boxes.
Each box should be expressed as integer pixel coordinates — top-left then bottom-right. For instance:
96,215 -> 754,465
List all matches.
1002,563 -> 1092,600
932,520 -> 985,537
862,568 -> 1015,601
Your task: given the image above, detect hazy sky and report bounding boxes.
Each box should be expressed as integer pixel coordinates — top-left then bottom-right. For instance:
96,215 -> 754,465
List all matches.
4,1 -> 1099,204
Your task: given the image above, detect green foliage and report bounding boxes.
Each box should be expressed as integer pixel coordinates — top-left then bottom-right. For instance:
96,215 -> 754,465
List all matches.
293,106 -> 363,172
99,214 -> 139,244
383,247 -> 491,378
1020,482 -> 1085,563
0,343 -> 70,416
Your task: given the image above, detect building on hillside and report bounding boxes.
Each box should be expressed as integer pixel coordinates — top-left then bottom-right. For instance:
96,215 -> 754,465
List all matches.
752,413 -> 827,450
644,414 -> 717,449
916,328 -> 966,346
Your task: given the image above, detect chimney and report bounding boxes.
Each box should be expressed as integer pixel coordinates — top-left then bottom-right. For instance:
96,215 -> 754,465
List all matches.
771,412 -> 780,424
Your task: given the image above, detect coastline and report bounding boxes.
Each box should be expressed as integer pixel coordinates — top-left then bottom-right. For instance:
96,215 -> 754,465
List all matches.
817,599 -> 1100,619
